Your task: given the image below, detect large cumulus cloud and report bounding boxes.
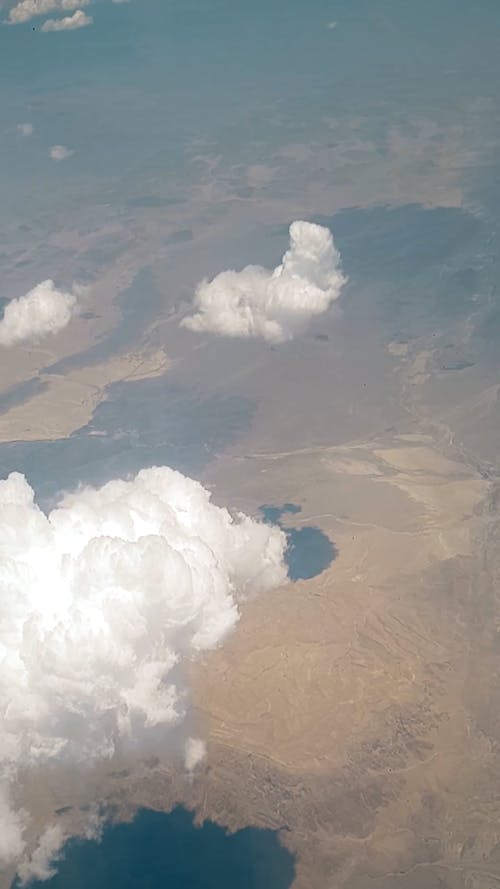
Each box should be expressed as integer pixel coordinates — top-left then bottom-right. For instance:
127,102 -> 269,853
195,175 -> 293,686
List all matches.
0,279 -> 78,347
0,467 -> 287,873
181,220 -> 347,344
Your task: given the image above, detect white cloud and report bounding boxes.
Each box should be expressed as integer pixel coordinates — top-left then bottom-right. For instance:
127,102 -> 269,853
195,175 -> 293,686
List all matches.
17,825 -> 65,884
0,786 -> 26,863
49,144 -> 74,160
181,221 -> 347,344
15,806 -> 103,884
0,279 -> 78,347
184,737 -> 207,772
81,808 -> 105,842
7,0 -> 88,24
17,122 -> 34,136
0,467 -> 287,870
41,9 -> 92,30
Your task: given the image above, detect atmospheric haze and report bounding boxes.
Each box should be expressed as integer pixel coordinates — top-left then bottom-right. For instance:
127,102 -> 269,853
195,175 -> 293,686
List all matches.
0,467 -> 287,876
182,221 -> 347,343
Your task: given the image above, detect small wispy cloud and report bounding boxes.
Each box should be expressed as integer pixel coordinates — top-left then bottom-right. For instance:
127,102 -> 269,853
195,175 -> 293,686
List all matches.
49,144 -> 74,160
184,738 -> 207,773
41,9 -> 92,30
16,825 -> 66,885
17,122 -> 34,136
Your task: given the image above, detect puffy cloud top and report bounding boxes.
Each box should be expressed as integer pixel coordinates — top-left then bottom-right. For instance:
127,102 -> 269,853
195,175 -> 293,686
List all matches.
41,9 -> 92,30
0,279 -> 78,346
0,467 -> 287,868
7,0 -> 88,24
181,220 -> 347,344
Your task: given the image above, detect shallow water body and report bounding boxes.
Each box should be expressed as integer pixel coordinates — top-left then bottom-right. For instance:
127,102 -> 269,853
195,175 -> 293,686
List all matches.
261,504 -> 337,580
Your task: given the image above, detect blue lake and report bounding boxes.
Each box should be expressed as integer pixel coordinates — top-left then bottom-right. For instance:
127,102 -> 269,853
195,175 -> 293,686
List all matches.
18,808 -> 295,889
260,504 -> 337,580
